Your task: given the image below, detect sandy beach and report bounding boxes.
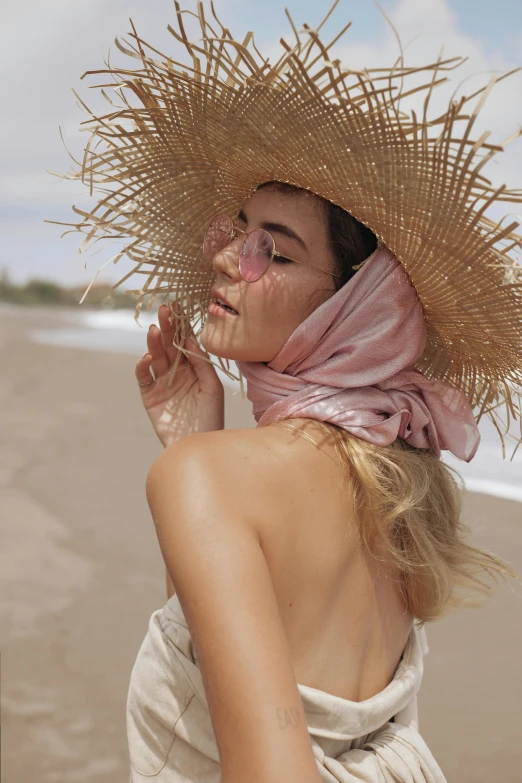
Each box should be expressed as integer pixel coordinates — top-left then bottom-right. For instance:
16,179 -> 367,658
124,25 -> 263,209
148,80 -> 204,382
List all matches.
1,303 -> 521,783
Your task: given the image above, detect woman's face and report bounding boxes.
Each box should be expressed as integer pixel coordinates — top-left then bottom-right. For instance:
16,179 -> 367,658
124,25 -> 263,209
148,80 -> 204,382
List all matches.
199,186 -> 337,363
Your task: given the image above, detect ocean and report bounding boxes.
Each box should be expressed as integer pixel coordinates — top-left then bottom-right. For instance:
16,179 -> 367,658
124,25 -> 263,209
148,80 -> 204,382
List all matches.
29,309 -> 522,504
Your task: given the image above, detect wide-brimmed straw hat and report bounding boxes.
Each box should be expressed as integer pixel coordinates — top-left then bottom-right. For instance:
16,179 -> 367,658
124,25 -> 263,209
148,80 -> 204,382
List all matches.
48,1 -> 522,459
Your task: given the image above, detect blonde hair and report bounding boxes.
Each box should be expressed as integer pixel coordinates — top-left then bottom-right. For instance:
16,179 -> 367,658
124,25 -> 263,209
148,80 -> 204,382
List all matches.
272,419 -> 517,624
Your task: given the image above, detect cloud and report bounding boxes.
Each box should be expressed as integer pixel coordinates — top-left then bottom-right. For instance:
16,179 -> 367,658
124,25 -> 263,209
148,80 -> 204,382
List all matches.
2,0 -> 184,199
328,0 -> 522,196
2,0 -> 520,283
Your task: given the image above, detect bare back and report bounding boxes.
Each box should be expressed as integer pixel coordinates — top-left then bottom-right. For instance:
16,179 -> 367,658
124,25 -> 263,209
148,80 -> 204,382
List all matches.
238,419 -> 413,703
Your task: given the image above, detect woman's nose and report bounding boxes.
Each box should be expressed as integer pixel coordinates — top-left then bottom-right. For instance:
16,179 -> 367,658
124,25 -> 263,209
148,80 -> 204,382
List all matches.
212,236 -> 243,280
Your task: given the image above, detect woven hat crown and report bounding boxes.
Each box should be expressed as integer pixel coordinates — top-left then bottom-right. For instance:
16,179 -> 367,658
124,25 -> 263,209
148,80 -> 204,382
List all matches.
48,0 -> 522,460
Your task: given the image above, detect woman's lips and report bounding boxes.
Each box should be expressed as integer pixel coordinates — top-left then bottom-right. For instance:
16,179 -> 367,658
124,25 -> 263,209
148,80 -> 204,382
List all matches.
210,288 -> 239,313
208,301 -> 240,318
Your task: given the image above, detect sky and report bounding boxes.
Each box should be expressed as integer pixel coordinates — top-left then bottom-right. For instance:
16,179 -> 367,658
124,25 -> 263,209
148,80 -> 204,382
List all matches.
2,0 -> 522,287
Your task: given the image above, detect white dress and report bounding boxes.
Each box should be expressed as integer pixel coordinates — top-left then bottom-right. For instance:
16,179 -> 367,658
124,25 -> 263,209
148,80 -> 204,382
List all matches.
126,593 -> 446,782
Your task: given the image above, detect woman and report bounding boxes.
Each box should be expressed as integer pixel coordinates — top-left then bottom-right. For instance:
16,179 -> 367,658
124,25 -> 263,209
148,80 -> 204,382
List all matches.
129,181 -> 510,783
54,3 -> 522,781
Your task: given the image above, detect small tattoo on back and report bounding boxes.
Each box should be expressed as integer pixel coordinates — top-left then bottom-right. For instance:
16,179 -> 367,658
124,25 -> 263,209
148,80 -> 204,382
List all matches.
276,706 -> 301,730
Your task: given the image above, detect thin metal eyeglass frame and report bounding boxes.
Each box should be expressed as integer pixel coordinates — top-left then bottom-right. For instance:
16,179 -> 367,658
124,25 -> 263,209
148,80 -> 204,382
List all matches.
204,214 -> 344,281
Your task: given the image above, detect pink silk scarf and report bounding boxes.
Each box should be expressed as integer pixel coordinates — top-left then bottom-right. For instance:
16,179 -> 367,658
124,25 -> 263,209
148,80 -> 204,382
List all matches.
235,245 -> 480,462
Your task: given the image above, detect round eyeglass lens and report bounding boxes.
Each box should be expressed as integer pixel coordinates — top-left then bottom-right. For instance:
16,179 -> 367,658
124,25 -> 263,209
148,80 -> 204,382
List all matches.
203,214 -> 233,263
239,229 -> 274,282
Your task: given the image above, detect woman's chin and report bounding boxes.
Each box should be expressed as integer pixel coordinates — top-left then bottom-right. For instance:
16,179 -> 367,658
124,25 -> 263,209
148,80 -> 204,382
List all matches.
199,322 -> 278,363
199,327 -> 240,361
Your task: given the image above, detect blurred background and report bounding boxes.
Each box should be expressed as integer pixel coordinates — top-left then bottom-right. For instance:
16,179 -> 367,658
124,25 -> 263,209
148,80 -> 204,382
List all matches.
1,0 -> 521,781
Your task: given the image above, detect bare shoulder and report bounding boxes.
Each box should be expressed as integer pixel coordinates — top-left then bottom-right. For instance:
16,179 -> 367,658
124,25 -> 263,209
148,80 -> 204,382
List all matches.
152,421 -> 356,563
149,419 -> 351,533
151,425 -> 290,494
158,420 -> 345,490
147,427 -> 288,531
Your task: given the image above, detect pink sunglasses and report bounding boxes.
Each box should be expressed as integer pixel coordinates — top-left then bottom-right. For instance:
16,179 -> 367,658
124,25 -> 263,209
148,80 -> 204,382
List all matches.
202,213 -> 344,283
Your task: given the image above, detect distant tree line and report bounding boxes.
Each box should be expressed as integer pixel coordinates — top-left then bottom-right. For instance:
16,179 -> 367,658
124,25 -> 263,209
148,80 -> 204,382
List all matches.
0,269 -> 136,309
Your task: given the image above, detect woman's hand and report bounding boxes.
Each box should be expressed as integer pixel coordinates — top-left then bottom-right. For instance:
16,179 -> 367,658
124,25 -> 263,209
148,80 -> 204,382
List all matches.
135,303 -> 225,448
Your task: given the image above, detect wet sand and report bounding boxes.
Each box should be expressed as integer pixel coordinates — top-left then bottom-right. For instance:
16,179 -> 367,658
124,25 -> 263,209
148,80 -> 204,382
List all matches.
1,303 -> 521,783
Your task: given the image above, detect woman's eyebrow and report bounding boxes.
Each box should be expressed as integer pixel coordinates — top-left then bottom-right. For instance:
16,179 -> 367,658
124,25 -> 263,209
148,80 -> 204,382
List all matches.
237,209 -> 308,251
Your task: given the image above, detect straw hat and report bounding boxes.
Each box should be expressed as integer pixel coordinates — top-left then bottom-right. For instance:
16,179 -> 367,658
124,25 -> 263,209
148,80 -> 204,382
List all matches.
49,0 -> 522,459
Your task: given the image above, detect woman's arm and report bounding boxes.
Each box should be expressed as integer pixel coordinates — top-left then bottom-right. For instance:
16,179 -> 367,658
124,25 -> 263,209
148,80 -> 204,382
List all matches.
146,431 -> 322,783
166,567 -> 176,600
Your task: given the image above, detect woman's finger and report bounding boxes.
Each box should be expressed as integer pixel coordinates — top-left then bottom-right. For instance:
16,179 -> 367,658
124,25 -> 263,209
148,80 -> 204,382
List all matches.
136,353 -> 155,390
158,304 -> 184,364
163,301 -> 218,388
183,334 -> 223,396
167,300 -> 195,341
147,324 -> 170,378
